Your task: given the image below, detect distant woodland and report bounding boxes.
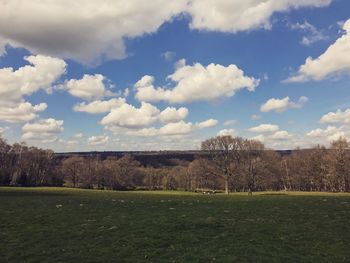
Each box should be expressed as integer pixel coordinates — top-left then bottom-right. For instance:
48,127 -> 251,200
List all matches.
0,136 -> 349,193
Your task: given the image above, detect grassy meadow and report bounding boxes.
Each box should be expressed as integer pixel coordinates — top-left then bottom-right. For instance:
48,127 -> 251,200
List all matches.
0,187 -> 350,262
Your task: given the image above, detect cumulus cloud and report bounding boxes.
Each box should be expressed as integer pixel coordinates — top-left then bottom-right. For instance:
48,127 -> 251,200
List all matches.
187,0 -> 331,33
101,102 -> 161,130
0,55 -> 66,104
286,18 -> 350,82
249,124 -> 279,133
250,129 -> 293,150
260,96 -> 308,113
196,119 -> 218,129
22,118 -> 64,142
64,74 -> 115,101
0,1 -> 331,64
320,108 -> 350,124
158,121 -> 194,136
0,0 -> 187,64
159,107 -> 189,123
59,139 -> 79,145
269,130 -> 292,140
128,119 -> 218,137
217,129 -> 236,137
73,98 -> 126,114
0,55 -> 66,123
88,135 -> 109,145
248,123 -> 292,144
135,60 -> 259,104
251,132 -> 295,150
251,134 -> 266,142
99,100 -> 210,136
306,126 -> 347,142
0,102 -> 47,123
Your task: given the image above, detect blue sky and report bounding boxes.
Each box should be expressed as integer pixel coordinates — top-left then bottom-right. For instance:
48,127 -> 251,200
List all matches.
0,0 -> 350,151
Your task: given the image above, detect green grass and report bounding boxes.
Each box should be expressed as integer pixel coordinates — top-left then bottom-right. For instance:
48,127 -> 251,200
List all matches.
1,187 -> 350,263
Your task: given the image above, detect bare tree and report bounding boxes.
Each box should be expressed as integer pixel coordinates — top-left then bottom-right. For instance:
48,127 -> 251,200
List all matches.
61,156 -> 85,188
0,137 -> 11,185
329,137 -> 349,192
201,136 -> 245,194
240,140 -> 265,194
102,155 -> 140,190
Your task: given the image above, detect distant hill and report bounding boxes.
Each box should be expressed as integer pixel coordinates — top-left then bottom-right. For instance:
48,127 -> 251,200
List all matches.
55,150 -> 293,167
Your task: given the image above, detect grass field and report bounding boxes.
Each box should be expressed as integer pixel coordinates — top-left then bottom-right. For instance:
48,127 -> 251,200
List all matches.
1,187 -> 350,262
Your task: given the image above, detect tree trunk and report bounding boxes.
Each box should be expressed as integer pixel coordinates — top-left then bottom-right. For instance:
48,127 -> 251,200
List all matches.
224,175 -> 229,195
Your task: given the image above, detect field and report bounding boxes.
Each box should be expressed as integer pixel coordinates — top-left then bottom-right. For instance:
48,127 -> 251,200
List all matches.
1,188 -> 350,263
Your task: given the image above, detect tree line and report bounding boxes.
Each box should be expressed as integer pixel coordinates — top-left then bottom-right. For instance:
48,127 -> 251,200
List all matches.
0,136 -> 349,193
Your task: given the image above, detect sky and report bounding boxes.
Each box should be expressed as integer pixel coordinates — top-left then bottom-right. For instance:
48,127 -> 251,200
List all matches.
0,0 -> 350,152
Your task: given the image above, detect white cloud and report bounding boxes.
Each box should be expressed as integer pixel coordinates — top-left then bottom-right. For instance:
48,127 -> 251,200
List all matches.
100,99 -> 217,136
320,108 -> 350,124
306,126 -> 347,142
251,134 -> 266,142
159,107 -> 188,123
187,0 -> 331,33
0,55 -> 66,123
64,74 -> 115,101
126,127 -> 159,137
249,124 -> 279,133
249,124 -> 292,145
269,130 -> 292,140
251,130 -> 294,149
88,135 -> 109,145
0,102 -> 47,123
128,119 -> 218,137
286,18 -> 350,82
290,21 -> 327,46
59,139 -> 79,145
0,1 -> 331,64
260,96 -> 308,113
196,119 -> 218,129
101,102 -> 160,129
135,60 -> 259,104
159,121 -> 194,136
0,55 -> 66,105
0,0 -> 187,64
0,55 -> 65,105
22,118 -> 64,142
73,98 -> 126,114
217,129 -> 236,137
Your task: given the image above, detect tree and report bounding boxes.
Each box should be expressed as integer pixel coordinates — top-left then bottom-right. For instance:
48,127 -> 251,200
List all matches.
143,166 -> 163,190
0,137 -> 11,185
201,136 -> 245,194
329,137 -> 349,192
61,156 -> 85,188
102,155 -> 140,190
240,140 -> 265,194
